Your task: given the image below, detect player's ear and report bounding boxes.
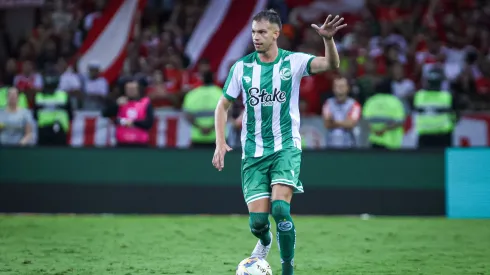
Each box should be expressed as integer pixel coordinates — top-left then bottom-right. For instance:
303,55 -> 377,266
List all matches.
273,30 -> 280,40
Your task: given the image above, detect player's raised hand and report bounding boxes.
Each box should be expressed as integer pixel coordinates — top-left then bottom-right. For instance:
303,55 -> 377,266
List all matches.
311,15 -> 347,39
212,143 -> 233,171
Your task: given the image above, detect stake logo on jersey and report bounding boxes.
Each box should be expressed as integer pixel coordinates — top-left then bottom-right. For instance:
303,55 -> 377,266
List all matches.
248,87 -> 286,107
222,49 -> 316,158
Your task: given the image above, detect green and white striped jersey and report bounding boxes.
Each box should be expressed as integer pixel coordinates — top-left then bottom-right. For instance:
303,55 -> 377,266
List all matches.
223,48 -> 315,159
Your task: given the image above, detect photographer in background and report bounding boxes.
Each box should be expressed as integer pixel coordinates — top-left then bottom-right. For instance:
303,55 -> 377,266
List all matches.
102,80 -> 154,148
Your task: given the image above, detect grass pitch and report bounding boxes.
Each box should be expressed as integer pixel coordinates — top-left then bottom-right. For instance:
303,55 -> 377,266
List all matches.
0,215 -> 489,275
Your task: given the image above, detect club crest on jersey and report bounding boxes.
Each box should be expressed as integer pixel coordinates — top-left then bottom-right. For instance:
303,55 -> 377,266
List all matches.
243,76 -> 251,83
248,87 -> 286,107
279,68 -> 292,80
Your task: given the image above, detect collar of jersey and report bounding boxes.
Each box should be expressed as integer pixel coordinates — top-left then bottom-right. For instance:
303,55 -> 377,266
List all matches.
255,48 -> 282,66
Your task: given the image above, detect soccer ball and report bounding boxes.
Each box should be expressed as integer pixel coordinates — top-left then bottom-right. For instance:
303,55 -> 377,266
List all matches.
236,257 -> 272,275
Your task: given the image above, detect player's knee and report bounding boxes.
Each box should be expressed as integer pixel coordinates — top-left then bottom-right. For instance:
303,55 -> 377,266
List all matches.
271,200 -> 291,221
249,213 -> 269,233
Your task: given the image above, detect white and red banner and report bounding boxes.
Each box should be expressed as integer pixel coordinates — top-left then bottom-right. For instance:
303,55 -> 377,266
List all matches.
66,109 -> 190,148
37,111 -> 488,148
184,0 -> 268,83
74,0 -> 145,83
300,114 -> 490,148
402,114 -> 490,148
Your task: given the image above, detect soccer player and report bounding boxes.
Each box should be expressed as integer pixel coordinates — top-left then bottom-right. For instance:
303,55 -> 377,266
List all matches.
212,9 -> 346,275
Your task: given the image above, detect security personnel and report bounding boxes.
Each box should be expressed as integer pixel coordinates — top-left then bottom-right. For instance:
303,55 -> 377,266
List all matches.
33,74 -> 72,146
182,71 -> 222,148
363,91 -> 406,149
0,86 -> 29,109
414,67 -> 456,148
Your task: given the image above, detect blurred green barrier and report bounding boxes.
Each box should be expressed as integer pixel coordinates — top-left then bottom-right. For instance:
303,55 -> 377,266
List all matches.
0,148 -> 443,190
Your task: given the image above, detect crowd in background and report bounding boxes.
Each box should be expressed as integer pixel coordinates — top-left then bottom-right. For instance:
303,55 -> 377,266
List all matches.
275,0 -> 490,115
0,0 -> 210,111
1,0 -> 489,114
0,0 -> 489,147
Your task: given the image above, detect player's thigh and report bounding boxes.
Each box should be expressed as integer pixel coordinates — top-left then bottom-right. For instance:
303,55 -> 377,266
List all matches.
248,198 -> 270,213
271,184 -> 293,203
242,157 -> 272,213
270,148 -> 304,202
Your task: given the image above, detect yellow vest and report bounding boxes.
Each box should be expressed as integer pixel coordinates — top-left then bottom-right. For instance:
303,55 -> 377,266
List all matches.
414,90 -> 454,135
182,85 -> 222,143
35,91 -> 70,131
363,94 -> 405,149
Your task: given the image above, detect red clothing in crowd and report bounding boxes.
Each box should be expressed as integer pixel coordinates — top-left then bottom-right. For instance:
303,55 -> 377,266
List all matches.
300,73 -> 331,115
476,77 -> 490,96
145,67 -> 183,108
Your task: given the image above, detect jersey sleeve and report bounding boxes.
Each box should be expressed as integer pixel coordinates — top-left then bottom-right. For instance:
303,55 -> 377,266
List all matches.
292,52 -> 316,77
348,102 -> 362,121
222,61 -> 242,101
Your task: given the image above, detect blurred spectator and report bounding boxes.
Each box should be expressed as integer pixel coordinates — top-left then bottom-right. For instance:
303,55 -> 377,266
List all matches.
414,67 -> 456,148
81,61 -> 109,110
182,58 -> 212,91
16,43 -> 36,67
0,14 -> 11,64
391,62 -> 416,113
33,73 -> 72,146
352,58 -> 381,105
322,77 -> 361,148
13,60 -> 43,106
145,69 -> 179,109
1,58 -> 18,86
58,29 -> 78,59
14,60 -> 43,92
57,57 -> 82,95
82,0 -> 105,37
0,85 -> 28,109
0,87 -> 33,146
36,38 -> 59,71
182,71 -> 223,148
102,80 -> 154,148
51,0 -> 74,34
57,57 -> 83,109
363,89 -> 406,150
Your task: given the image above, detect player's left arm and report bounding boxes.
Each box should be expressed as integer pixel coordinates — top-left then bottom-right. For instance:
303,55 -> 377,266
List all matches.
309,15 -> 347,74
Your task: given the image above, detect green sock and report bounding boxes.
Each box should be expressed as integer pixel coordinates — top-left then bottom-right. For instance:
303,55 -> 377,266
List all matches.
272,200 -> 295,275
249,212 -> 271,246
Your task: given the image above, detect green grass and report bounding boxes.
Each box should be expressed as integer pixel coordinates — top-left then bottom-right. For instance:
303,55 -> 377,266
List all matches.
0,215 -> 489,275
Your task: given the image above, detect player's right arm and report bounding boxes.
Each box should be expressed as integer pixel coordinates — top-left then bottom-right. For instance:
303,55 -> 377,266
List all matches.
214,96 -> 233,147
309,15 -> 347,74
212,61 -> 242,171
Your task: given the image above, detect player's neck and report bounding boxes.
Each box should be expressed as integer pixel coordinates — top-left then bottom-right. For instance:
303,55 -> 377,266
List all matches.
257,45 -> 279,63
